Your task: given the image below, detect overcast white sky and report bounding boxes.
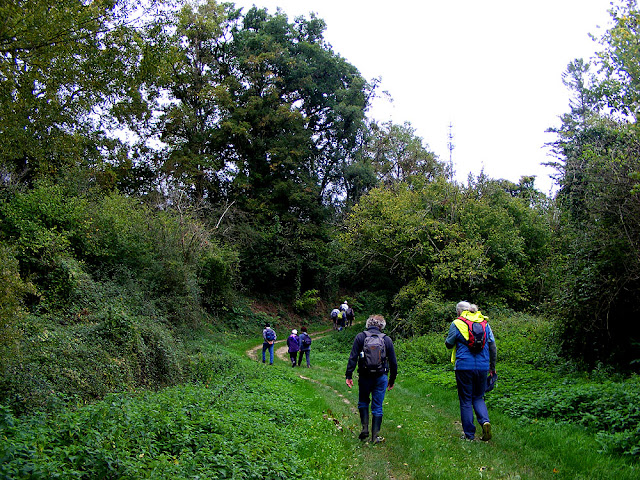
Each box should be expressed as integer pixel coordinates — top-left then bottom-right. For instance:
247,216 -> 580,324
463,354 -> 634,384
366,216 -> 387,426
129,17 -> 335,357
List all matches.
233,0 -> 615,194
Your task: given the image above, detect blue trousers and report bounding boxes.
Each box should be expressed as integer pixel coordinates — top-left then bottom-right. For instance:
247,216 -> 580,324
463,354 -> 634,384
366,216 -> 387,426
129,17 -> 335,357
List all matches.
357,374 -> 388,417
455,370 -> 490,439
262,342 -> 274,364
298,350 -> 310,366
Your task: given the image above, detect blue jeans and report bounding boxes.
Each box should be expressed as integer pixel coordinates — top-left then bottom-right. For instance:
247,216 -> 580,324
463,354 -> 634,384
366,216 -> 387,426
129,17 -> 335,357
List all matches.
357,374 -> 388,417
455,370 -> 490,439
298,350 -> 310,366
262,342 -> 274,364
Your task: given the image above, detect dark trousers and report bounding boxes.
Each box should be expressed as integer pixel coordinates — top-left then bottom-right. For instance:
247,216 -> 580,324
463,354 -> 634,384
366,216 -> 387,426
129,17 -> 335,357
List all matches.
455,369 -> 490,439
357,374 -> 388,417
297,350 -> 310,366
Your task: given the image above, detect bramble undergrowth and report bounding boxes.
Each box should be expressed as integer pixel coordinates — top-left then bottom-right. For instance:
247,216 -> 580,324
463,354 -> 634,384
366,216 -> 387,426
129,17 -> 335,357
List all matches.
0,347 -> 350,480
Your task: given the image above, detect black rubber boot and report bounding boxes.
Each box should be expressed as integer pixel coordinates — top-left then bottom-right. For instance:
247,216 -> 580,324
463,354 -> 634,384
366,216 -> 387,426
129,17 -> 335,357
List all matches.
371,415 -> 383,444
358,408 -> 369,440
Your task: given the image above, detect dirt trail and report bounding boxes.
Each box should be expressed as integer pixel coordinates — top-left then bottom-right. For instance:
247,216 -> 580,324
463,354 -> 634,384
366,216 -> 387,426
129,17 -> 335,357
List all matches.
246,327 -> 334,361
246,327 -> 355,410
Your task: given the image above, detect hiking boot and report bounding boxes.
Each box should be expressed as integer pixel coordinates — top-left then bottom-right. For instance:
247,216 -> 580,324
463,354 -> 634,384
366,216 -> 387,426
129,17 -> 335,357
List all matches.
481,422 -> 492,441
358,408 -> 369,440
460,434 -> 475,441
371,415 -> 383,444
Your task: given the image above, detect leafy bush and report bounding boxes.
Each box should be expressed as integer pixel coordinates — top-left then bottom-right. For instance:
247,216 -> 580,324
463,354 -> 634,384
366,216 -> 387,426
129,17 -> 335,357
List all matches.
0,356 -> 350,479
491,375 -> 640,456
0,308 -> 186,414
355,290 -> 390,314
488,311 -> 562,368
392,285 -> 453,336
294,289 -> 320,314
0,244 -> 33,362
394,334 -> 450,367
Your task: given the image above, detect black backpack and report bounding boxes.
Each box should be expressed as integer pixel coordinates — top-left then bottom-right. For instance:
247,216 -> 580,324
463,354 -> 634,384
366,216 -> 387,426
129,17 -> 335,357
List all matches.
459,317 -> 487,353
361,331 -> 386,373
301,333 -> 312,347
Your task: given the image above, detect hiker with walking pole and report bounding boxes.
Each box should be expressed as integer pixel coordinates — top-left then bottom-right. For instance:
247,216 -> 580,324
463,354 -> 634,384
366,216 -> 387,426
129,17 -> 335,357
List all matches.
345,314 -> 397,444
445,301 -> 497,441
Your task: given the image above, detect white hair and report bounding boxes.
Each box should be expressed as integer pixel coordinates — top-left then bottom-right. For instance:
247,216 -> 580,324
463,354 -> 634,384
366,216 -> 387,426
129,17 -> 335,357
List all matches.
456,301 -> 471,315
366,314 -> 386,330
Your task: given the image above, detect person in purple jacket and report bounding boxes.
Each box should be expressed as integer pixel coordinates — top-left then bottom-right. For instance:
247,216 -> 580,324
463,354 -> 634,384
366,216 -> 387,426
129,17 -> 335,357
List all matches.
445,301 -> 497,441
287,329 -> 300,367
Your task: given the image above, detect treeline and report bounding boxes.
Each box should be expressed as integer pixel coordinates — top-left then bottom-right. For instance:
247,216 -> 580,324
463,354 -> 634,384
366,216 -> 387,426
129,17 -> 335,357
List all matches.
1,0 -> 639,412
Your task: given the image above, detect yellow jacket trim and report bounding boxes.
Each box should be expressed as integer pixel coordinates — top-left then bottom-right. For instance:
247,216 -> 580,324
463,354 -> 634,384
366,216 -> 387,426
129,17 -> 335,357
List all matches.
450,311 -> 489,363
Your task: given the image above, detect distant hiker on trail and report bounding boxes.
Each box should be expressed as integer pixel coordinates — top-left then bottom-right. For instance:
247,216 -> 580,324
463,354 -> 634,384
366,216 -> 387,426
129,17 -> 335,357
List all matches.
345,305 -> 355,327
331,308 -> 340,330
445,301 -> 497,441
262,324 -> 277,365
345,314 -> 397,444
341,300 -> 349,312
297,326 -> 312,368
287,329 -> 300,367
337,310 -> 345,331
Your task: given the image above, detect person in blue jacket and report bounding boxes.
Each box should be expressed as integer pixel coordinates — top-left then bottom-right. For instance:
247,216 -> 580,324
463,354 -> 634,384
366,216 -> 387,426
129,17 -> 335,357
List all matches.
262,324 -> 276,365
297,326 -> 312,367
445,301 -> 497,441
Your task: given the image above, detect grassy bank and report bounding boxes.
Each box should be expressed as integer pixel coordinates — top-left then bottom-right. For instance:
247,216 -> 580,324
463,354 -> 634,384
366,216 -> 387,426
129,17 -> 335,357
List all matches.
1,316 -> 638,479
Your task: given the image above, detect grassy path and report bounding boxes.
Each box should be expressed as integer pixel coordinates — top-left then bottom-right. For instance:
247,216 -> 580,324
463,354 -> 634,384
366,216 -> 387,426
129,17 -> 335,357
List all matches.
243,326 -> 638,480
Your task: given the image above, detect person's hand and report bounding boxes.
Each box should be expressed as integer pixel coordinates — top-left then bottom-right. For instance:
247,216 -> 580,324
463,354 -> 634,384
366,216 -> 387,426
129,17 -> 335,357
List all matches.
346,378 -> 353,388
387,383 -> 394,391
489,370 -> 496,377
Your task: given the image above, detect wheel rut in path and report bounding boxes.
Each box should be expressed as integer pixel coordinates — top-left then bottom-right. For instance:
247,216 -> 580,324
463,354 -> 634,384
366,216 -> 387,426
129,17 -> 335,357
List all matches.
246,327 -> 410,480
246,328 -> 355,412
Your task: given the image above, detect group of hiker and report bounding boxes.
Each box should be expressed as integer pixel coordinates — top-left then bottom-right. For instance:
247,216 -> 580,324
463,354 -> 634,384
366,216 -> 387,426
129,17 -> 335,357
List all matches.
330,300 -> 354,330
260,299 -> 497,443
261,324 -> 312,367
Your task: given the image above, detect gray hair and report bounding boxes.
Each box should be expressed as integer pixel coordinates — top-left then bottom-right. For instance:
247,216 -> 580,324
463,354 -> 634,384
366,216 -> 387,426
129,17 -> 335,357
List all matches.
469,304 -> 478,313
366,314 -> 386,330
456,301 -> 471,315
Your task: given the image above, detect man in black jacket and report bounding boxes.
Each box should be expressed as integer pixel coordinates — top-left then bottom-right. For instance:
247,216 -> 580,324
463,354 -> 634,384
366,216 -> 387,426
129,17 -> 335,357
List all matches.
345,315 -> 398,443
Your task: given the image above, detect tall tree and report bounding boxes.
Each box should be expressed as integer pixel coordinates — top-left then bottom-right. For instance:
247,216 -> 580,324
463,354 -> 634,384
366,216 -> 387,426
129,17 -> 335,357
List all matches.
145,1 -> 372,296
548,0 -> 640,367
0,0 -> 156,185
366,121 -> 447,185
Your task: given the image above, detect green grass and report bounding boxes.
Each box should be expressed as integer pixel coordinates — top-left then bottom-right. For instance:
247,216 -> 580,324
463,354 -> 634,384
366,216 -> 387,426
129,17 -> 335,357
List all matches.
1,318 -> 638,479
278,323 -> 639,479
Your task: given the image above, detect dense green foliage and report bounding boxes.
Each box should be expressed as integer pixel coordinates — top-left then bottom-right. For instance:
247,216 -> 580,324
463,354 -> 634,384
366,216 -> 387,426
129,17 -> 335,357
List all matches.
338,176 -> 552,335
2,2 -> 640,475
545,0 -> 640,366
0,343 -> 352,479
0,183 -> 236,412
